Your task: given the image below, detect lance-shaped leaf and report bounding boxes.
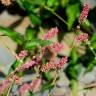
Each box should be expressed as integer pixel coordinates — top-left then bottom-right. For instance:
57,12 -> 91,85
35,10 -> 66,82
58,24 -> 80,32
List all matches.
66,3 -> 80,30
0,26 -> 23,45
25,26 -> 35,41
23,39 -> 52,50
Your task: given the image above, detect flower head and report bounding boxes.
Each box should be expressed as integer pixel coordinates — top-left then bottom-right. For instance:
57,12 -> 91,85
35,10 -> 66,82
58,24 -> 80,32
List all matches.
79,4 -> 89,23
44,27 -> 59,39
41,61 -> 56,72
18,60 -> 36,71
51,42 -> 64,53
18,50 -> 28,59
0,80 -> 10,94
31,77 -> 42,92
19,83 -> 30,96
56,56 -> 68,69
76,33 -> 88,42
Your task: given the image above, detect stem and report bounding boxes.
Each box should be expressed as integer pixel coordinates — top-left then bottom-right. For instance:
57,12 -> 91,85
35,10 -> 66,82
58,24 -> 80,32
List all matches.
48,90 -> 51,96
7,81 -> 14,96
51,70 -> 58,86
43,5 -> 68,26
71,80 -> 78,96
87,42 -> 96,58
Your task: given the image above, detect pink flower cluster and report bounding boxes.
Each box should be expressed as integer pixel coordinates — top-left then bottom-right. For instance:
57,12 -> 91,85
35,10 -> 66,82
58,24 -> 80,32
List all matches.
17,60 -> 36,71
79,4 -> 89,23
19,78 -> 41,95
76,33 -> 88,42
41,56 -> 68,72
51,42 -> 64,53
31,77 -> 41,92
18,50 -> 28,59
56,56 -> 68,69
44,27 -> 59,39
41,62 -> 57,72
0,80 -> 10,94
19,83 -> 30,96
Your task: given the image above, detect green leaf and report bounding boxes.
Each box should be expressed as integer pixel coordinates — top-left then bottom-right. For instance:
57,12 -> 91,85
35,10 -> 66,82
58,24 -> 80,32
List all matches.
29,13 -> 41,25
70,48 -> 78,64
40,40 -> 52,47
41,82 -> 54,92
91,43 -> 96,49
66,65 -> 77,80
66,3 -> 80,30
86,59 -> 96,72
59,0 -> 69,7
24,40 -> 39,50
25,26 -> 35,41
8,60 -> 22,74
24,39 -> 52,50
17,0 -> 45,10
81,19 -> 91,32
27,0 -> 45,5
47,0 -> 59,7
91,33 -> 96,43
42,72 -> 53,81
0,26 -> 23,45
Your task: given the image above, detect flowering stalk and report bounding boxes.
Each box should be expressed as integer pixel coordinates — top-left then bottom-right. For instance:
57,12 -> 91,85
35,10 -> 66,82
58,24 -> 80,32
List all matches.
50,42 -> 64,53
18,50 -> 28,59
76,33 -> 88,42
41,62 -> 56,72
6,80 -> 14,96
43,27 -> 59,40
79,4 -> 89,23
0,80 -> 11,95
17,60 -> 36,71
56,56 -> 68,69
75,32 -> 96,59
41,56 -> 68,72
19,83 -> 30,96
31,77 -> 42,92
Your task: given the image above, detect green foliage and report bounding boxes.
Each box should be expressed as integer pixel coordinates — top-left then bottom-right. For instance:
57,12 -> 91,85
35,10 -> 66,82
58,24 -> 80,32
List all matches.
66,3 -> 80,30
66,48 -> 79,80
29,14 -> 41,25
41,82 -> 54,92
23,39 -> 52,50
25,26 -> 36,41
0,26 -> 23,45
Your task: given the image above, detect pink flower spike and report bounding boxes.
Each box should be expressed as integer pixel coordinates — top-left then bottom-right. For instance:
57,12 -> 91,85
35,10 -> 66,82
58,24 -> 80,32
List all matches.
44,27 -> 59,39
79,4 -> 89,23
19,83 -> 30,96
51,42 -> 64,53
41,62 -> 56,72
76,33 -> 88,42
18,50 -> 28,59
0,80 -> 10,94
56,56 -> 68,69
31,77 -> 42,92
19,60 -> 36,70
